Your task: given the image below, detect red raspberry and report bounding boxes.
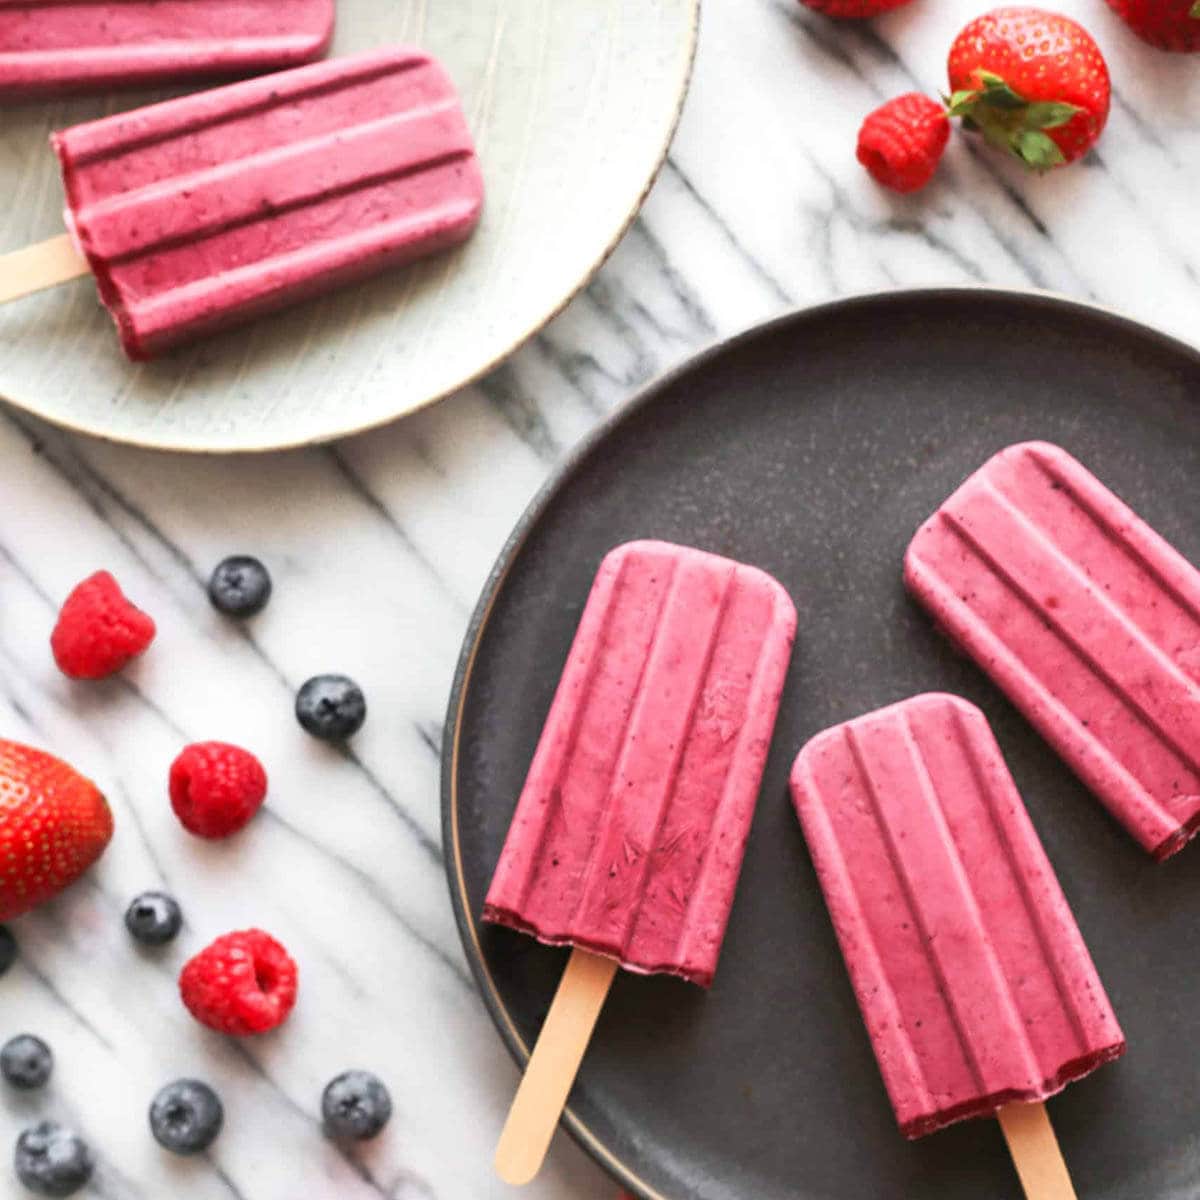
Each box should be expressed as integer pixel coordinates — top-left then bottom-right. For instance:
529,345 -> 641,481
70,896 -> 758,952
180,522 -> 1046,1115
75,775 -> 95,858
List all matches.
169,743 -> 267,839
856,93 -> 949,193
179,929 -> 298,1036
51,571 -> 156,679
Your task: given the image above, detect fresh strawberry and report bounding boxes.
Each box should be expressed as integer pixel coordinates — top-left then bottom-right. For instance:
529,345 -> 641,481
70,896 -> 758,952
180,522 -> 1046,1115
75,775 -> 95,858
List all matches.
51,571 -> 156,680
1106,0 -> 1200,50
946,7 -> 1111,168
799,0 -> 914,16
0,741 -> 113,921
857,93 -> 950,193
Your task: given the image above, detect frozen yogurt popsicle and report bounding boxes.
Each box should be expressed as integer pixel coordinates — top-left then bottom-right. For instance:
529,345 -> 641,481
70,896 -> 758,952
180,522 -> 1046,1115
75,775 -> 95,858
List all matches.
0,0 -> 334,97
0,47 -> 483,359
791,693 -> 1124,1146
486,539 -> 797,985
486,539 -> 796,1183
905,441 -> 1200,860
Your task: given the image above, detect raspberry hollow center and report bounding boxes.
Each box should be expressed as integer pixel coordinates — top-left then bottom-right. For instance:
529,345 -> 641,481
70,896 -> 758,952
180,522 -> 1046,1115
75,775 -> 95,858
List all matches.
254,959 -> 276,993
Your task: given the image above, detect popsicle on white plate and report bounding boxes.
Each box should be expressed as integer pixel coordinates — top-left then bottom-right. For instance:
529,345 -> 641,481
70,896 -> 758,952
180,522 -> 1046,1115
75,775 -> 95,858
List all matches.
0,47 -> 484,359
0,0 -> 334,96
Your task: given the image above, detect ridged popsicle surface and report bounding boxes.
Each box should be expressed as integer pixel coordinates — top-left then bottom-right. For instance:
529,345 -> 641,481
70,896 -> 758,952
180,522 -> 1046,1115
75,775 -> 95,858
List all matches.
484,540 -> 797,988
0,0 -> 333,96
905,441 -> 1200,859
791,693 -> 1125,1138
52,47 -> 483,358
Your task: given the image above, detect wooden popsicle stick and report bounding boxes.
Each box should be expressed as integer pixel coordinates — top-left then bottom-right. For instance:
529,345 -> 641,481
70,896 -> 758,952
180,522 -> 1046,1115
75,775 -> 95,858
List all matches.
0,234 -> 89,304
998,1102 -> 1078,1200
495,947 -> 618,1186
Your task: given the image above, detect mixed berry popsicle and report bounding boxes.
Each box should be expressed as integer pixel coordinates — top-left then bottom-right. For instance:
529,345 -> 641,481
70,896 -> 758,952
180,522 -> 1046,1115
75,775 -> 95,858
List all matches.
50,46 -> 483,359
487,540 -> 796,1184
0,0 -> 334,97
906,441 -> 1200,860
0,47 -> 483,358
791,693 -> 1125,1143
485,538 -> 797,987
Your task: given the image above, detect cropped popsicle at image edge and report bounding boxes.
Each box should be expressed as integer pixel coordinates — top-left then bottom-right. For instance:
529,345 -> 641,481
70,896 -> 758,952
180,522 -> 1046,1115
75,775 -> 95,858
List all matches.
791,693 -> 1124,1196
0,47 -> 484,359
0,0 -> 334,96
905,440 -> 1200,860
484,539 -> 797,1183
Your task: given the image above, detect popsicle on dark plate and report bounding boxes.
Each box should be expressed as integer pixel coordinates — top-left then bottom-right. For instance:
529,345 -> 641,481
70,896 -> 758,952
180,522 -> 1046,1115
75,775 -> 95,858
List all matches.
485,539 -> 797,1182
792,693 -> 1124,1195
906,441 -> 1200,859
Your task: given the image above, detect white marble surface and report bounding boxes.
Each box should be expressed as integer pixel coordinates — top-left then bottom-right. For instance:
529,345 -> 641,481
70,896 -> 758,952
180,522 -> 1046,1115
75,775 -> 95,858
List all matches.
1,0 -> 1198,1197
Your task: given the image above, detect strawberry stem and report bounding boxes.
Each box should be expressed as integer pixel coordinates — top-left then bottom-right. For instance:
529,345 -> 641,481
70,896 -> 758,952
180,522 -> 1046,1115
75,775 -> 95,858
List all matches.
945,71 -> 1080,171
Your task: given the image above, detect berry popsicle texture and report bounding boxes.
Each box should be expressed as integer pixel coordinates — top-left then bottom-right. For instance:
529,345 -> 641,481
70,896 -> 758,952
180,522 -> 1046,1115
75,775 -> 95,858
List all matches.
905,441 -> 1200,860
484,540 -> 797,988
790,693 -> 1125,1139
0,0 -> 333,97
51,47 -> 484,359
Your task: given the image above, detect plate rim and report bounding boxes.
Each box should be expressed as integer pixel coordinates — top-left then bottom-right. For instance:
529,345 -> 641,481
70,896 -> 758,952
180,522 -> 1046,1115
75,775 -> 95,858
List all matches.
439,285 -> 1200,1199
0,0 -> 701,455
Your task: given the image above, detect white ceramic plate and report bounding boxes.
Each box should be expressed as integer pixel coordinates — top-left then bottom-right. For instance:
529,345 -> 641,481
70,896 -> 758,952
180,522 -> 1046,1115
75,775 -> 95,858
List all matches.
0,0 -> 698,452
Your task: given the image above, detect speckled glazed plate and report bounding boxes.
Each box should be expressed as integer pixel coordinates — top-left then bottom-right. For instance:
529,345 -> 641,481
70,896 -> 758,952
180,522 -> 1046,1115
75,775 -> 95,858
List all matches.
0,0 -> 697,452
444,289 -> 1200,1200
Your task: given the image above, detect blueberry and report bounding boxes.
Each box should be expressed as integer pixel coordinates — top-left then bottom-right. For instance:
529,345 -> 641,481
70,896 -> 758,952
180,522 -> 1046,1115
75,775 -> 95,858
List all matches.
149,1079 -> 223,1155
295,675 -> 366,741
0,927 -> 16,977
321,1070 -> 391,1141
207,555 -> 272,618
1,1036 -> 53,1090
124,892 -> 182,946
13,1122 -> 92,1197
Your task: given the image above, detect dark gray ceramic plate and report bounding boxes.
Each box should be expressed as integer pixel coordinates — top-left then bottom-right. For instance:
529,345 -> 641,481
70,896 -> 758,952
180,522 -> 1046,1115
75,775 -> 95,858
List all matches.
443,289 -> 1200,1200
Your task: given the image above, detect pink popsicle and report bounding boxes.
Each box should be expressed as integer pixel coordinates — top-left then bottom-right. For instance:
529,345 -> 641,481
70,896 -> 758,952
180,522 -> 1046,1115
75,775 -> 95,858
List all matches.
0,0 -> 333,97
905,440 -> 1200,860
484,539 -> 797,988
791,692 -> 1125,1140
49,47 -> 484,359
